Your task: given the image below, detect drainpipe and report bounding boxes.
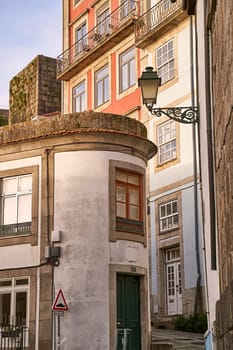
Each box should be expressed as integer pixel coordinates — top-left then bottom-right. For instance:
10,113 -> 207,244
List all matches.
190,15 -> 201,315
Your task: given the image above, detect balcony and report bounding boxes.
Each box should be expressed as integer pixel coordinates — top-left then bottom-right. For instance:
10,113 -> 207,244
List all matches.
57,0 -> 141,80
134,0 -> 187,48
0,222 -> 31,238
0,325 -> 29,350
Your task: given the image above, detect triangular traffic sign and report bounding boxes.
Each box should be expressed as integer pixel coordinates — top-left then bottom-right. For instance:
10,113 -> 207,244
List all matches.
52,289 -> 68,311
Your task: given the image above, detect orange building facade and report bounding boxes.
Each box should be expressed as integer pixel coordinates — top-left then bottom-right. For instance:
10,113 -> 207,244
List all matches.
58,0 -> 143,120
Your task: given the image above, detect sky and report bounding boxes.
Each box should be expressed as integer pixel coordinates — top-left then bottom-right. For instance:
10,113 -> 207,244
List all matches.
0,1 -> 62,109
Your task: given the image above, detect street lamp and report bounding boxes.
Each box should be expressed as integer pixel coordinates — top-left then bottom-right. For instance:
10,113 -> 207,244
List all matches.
138,66 -> 199,124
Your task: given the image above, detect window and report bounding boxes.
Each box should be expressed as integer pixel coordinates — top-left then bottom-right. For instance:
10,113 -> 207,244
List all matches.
156,39 -> 174,85
159,200 -> 178,232
97,4 -> 110,35
0,278 -> 29,326
109,161 -> 146,245
73,81 -> 86,112
75,22 -> 87,55
116,169 -> 143,234
121,0 -> 136,19
119,47 -> 136,92
0,166 -> 38,244
0,174 -> 32,237
157,120 -> 176,164
95,65 -> 109,107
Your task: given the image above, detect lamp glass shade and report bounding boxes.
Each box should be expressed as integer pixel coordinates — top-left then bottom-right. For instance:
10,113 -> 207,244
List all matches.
138,67 -> 161,107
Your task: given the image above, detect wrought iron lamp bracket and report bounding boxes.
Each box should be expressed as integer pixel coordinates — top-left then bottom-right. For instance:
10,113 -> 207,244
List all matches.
147,106 -> 199,124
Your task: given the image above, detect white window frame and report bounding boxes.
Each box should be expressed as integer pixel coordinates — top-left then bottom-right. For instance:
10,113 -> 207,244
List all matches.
75,21 -> 87,55
0,277 -> 29,327
159,199 -> 178,232
157,120 -> 176,164
120,0 -> 136,19
156,39 -> 175,85
97,3 -> 110,35
0,174 -> 32,231
119,47 -> 136,93
94,64 -> 109,108
73,80 -> 86,113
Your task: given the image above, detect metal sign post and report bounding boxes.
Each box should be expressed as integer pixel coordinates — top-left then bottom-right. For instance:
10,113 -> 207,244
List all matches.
52,290 -> 68,350
55,311 -> 64,350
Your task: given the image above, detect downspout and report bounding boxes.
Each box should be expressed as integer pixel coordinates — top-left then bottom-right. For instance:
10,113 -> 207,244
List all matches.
206,0 -> 217,271
190,15 -> 201,314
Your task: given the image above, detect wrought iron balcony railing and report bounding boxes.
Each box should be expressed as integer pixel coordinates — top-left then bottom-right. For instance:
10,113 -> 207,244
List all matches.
0,222 -> 31,238
0,325 -> 29,350
57,0 -> 140,78
134,0 -> 185,44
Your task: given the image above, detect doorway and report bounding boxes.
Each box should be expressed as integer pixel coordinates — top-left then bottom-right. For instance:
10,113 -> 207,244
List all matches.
116,274 -> 141,350
166,247 -> 182,316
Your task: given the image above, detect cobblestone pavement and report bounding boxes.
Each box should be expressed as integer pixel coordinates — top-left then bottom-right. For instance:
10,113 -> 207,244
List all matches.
151,328 -> 205,349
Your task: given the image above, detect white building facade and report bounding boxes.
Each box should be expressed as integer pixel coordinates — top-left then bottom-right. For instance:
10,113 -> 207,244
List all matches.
0,112 -> 156,350
135,0 -> 205,326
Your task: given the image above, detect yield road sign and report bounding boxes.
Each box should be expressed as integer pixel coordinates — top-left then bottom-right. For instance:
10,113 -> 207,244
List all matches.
52,289 -> 68,311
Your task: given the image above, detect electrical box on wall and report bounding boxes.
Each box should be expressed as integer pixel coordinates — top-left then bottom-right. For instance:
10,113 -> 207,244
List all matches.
51,230 -> 62,243
45,246 -> 61,259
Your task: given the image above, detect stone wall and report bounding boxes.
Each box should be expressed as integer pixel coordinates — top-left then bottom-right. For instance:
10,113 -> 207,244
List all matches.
211,0 -> 233,348
9,55 -> 61,124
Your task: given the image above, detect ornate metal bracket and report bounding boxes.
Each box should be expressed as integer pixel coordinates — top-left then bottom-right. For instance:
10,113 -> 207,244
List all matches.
147,106 -> 199,124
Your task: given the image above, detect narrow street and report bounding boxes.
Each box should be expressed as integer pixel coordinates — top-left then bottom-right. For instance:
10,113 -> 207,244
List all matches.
151,327 -> 205,349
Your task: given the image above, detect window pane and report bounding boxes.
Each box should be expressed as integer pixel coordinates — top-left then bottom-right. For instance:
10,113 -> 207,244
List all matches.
104,76 -> 109,102
73,81 -> 86,112
128,174 -> 139,185
129,60 -> 136,85
116,186 -> 126,202
0,280 -> 12,287
2,177 -> 17,194
167,203 -> 171,215
129,189 -> 139,205
95,65 -> 109,107
130,205 -> 139,220
172,201 -> 177,213
120,48 -> 135,92
122,64 -> 128,91
160,205 -> 166,217
117,203 -> 126,217
18,175 -> 32,192
0,293 -> 11,325
156,39 -> 174,84
3,197 -> 17,224
15,279 -> 29,286
18,194 -> 32,223
173,214 -> 178,226
160,200 -> 178,232
97,81 -> 103,106
116,172 -> 127,182
16,292 -> 27,326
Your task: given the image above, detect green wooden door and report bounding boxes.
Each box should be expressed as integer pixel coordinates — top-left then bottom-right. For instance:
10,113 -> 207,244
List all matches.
117,274 -> 141,350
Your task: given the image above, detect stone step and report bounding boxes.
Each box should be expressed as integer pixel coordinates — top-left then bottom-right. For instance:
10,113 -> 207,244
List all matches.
151,342 -> 173,350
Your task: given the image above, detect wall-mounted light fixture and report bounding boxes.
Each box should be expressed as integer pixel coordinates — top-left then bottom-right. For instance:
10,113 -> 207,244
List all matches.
138,66 -> 199,124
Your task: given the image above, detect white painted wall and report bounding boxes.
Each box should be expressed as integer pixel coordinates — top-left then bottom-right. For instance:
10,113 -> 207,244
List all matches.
53,150 -> 148,350
146,18 -> 204,318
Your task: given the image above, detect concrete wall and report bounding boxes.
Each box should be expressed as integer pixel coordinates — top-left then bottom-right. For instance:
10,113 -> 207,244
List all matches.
53,150 -> 148,350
